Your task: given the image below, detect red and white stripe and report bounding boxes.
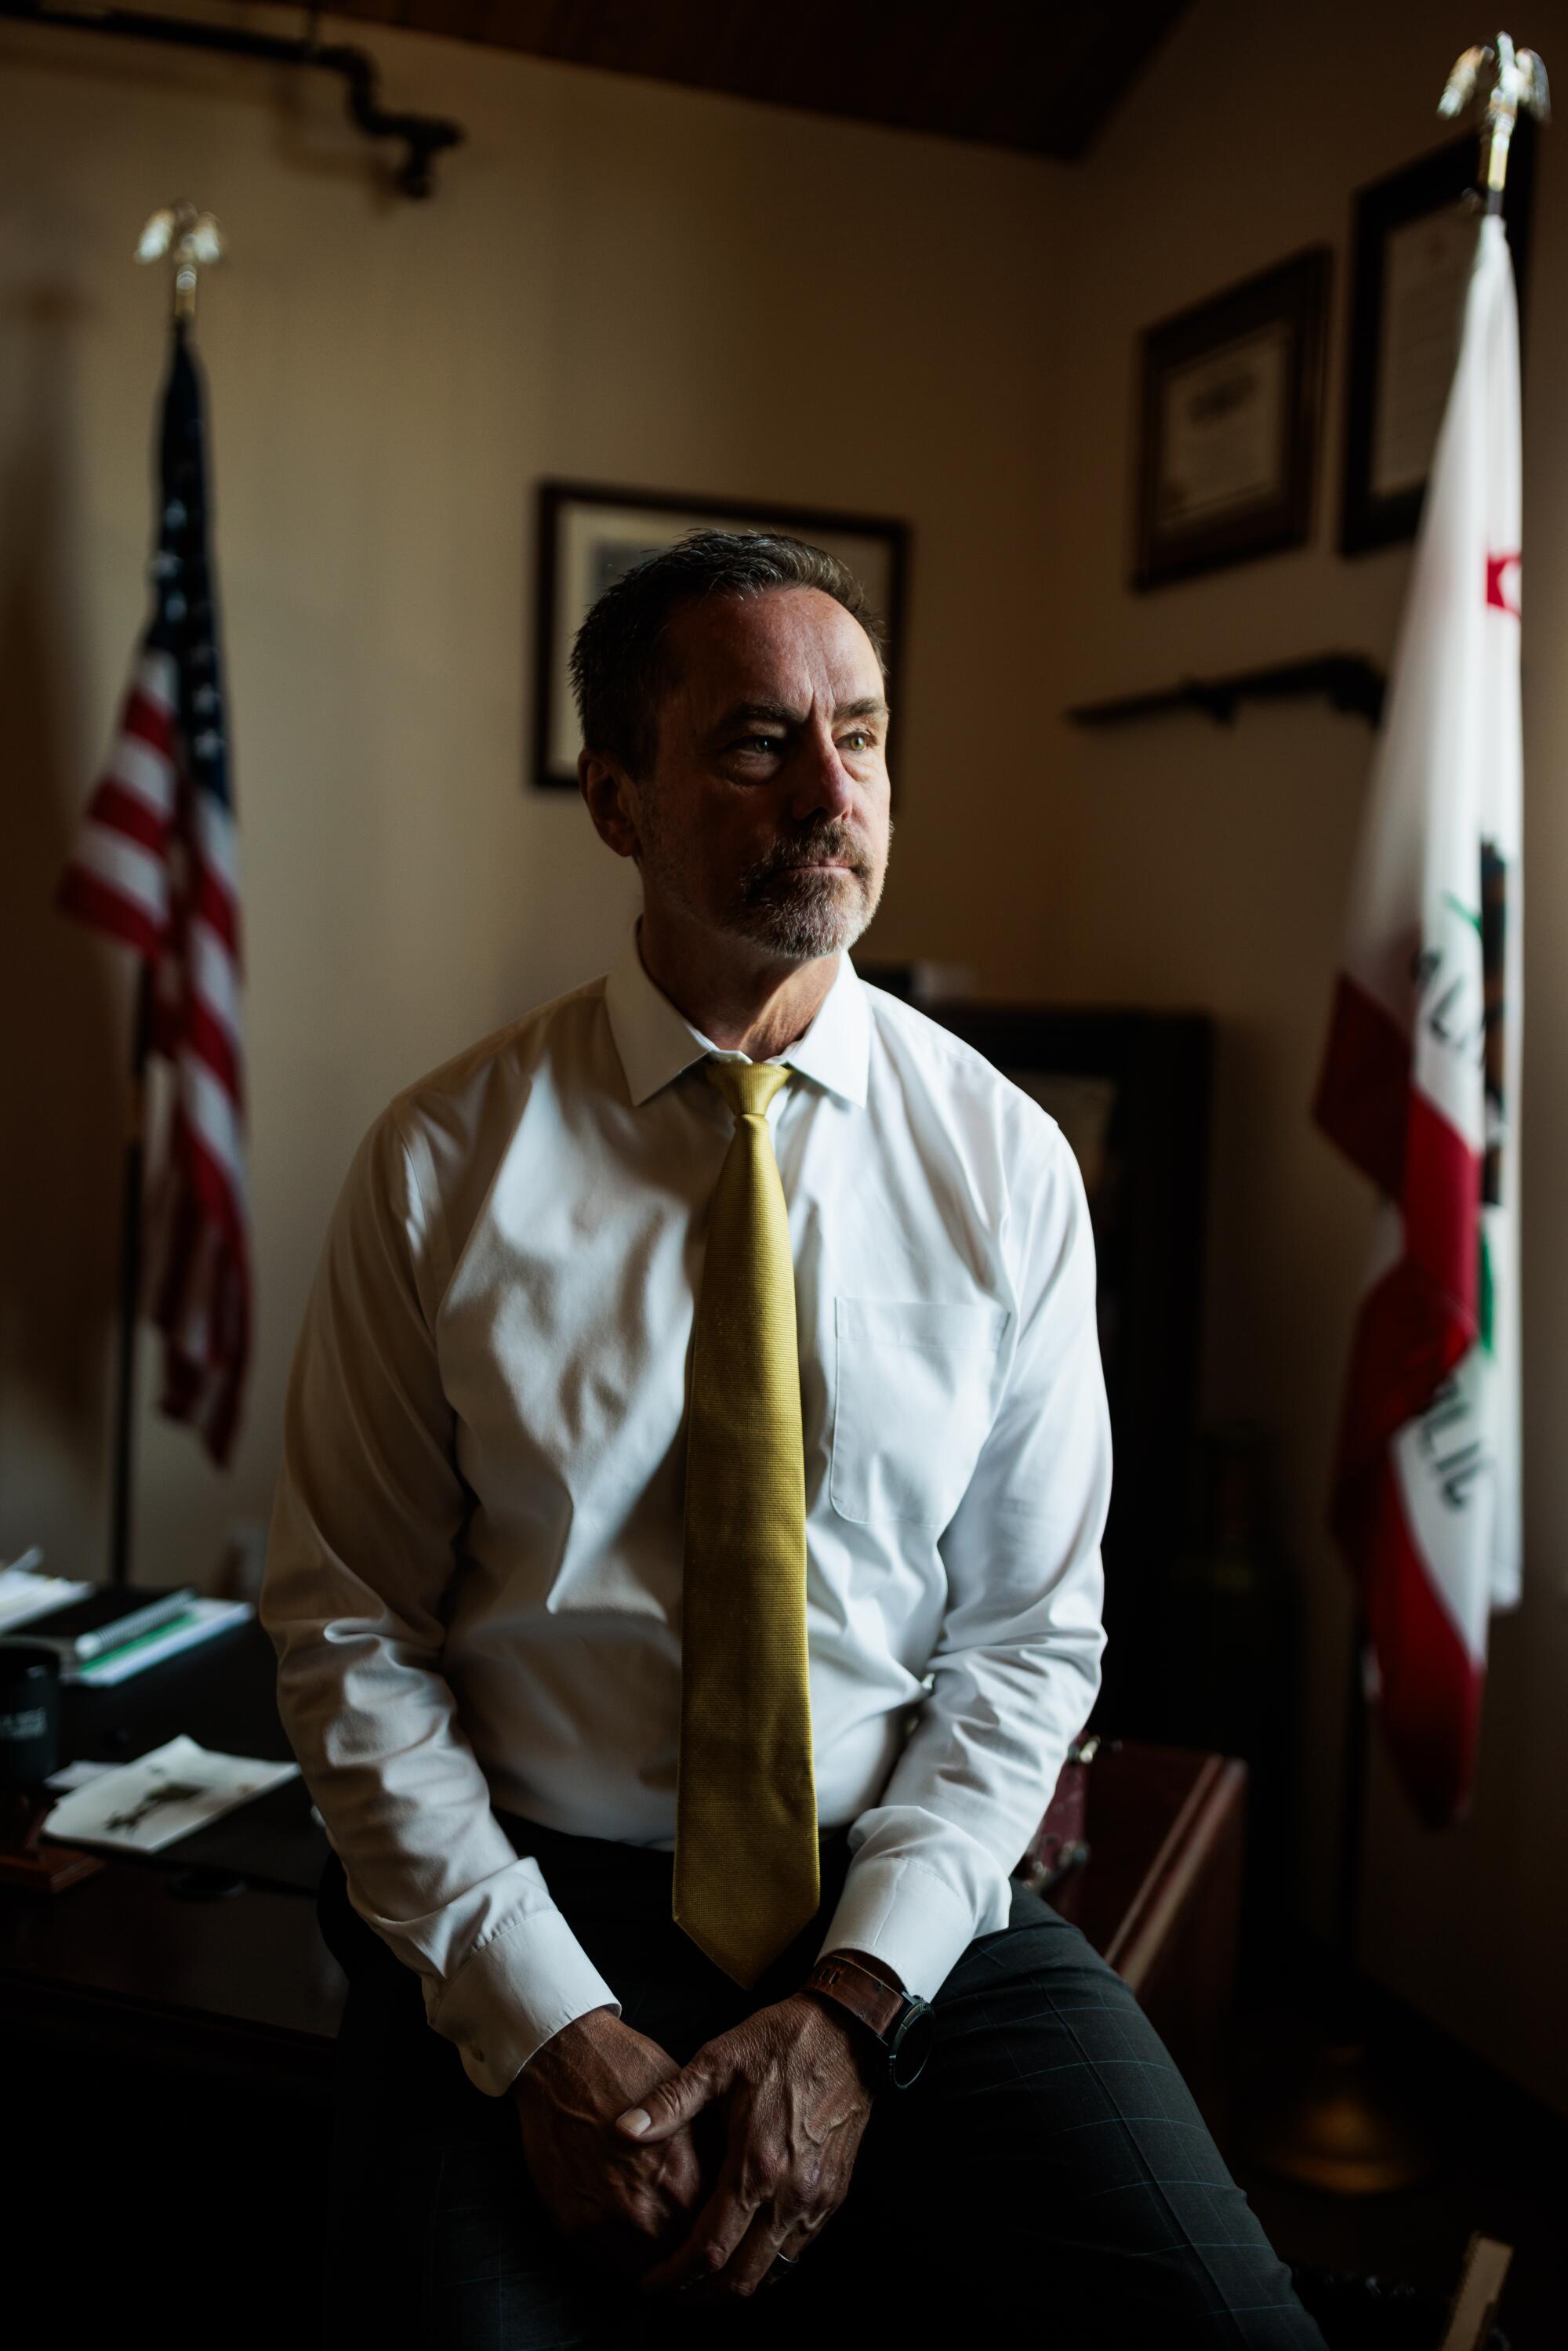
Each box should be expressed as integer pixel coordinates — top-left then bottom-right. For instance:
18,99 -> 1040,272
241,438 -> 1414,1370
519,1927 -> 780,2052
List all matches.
60,649 -> 251,1466
58,650 -> 180,955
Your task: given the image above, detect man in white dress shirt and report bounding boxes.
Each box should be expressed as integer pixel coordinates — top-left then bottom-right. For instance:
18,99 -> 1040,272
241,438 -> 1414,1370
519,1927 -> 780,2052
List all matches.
262,533 -> 1325,2347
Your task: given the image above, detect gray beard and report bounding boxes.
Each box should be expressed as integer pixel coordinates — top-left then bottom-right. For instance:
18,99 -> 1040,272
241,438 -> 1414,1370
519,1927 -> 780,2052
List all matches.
729,865 -> 877,960
637,811 -> 887,964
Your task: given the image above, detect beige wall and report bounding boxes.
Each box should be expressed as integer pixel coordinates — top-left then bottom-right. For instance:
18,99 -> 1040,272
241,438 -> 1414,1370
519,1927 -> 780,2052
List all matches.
3,2 -> 1566,2108
0,9 -> 1063,1589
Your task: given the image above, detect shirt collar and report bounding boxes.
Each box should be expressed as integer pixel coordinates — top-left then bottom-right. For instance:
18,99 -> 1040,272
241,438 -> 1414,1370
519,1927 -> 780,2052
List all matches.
604,923 -> 870,1109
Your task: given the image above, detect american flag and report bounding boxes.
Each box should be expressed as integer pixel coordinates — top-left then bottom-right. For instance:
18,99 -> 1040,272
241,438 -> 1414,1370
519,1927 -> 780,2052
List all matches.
60,320 -> 250,1466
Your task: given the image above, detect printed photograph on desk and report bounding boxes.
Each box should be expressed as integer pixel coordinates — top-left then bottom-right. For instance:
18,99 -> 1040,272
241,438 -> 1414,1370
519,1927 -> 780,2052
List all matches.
41,1735 -> 298,1856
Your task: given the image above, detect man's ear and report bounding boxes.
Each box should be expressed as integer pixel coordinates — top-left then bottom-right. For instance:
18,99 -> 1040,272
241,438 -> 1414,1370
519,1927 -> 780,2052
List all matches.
579,749 -> 642,862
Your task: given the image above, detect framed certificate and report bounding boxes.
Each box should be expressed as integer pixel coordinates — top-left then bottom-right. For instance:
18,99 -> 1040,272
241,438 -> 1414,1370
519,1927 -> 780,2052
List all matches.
1133,250 -> 1329,590
1339,125 -> 1536,555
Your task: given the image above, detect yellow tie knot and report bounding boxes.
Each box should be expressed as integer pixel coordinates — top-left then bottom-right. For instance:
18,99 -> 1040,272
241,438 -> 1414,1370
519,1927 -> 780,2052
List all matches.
706,1058 -> 790,1121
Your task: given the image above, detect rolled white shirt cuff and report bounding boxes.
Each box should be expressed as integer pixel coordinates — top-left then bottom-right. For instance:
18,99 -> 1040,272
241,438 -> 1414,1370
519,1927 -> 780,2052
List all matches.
426,1903 -> 622,2098
814,1851 -> 986,2002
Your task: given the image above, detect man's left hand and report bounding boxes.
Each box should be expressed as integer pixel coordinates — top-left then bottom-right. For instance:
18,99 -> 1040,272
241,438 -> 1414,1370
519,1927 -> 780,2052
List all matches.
614,1990 -> 876,2299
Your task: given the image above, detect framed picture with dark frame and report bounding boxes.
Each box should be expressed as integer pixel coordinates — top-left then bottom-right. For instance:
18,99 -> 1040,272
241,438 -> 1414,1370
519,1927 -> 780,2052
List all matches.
530,481 -> 909,791
1132,249 -> 1329,590
1339,125 -> 1536,557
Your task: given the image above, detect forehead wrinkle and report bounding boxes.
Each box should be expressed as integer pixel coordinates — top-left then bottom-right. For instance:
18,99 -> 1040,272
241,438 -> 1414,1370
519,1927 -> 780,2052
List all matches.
658,590 -> 886,746
713,698 -> 807,729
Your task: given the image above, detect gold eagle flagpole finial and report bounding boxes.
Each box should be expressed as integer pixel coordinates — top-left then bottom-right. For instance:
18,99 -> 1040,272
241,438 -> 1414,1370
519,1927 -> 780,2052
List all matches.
136,202 -> 226,326
1439,33 -> 1550,210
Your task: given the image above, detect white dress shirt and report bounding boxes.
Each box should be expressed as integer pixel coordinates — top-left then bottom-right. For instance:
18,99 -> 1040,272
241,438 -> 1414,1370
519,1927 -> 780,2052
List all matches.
261,927 -> 1111,2098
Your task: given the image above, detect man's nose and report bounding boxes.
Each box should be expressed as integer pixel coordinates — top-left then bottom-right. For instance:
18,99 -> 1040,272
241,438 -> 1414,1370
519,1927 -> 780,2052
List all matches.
789,728 -> 856,822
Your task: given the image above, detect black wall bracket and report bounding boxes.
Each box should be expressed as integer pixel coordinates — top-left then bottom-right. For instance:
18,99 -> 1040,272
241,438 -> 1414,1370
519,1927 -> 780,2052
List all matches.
1067,652 -> 1387,731
0,3 -> 466,197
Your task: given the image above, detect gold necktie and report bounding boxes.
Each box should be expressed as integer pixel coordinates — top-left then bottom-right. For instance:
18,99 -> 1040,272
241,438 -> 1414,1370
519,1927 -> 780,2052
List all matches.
673,1058 -> 819,1983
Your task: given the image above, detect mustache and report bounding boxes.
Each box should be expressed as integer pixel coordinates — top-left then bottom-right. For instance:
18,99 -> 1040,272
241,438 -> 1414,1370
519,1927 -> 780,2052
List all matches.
745,824 -> 870,887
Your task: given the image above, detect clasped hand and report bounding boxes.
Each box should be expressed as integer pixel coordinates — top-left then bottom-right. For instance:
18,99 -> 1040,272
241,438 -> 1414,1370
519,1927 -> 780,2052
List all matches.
512,1990 -> 876,2301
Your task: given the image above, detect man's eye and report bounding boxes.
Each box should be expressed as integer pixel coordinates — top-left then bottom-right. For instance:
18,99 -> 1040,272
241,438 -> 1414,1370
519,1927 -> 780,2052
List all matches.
840,730 -> 874,751
732,735 -> 784,755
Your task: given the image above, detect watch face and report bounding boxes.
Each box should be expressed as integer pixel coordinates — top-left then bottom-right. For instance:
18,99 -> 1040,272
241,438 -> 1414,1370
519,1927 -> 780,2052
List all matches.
888,2000 -> 936,2088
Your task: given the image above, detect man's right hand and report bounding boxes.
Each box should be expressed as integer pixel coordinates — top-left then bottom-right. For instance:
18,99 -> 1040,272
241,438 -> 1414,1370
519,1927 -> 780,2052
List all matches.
512,2006 -> 710,2281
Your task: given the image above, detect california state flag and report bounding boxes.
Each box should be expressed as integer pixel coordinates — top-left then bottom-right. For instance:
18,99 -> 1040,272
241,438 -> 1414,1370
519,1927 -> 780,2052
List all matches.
1314,212 -> 1522,1829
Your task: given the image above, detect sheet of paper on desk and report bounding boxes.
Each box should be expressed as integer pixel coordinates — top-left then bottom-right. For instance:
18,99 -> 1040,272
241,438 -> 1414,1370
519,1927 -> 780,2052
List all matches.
42,1735 -> 300,1856
45,1758 -> 118,1791
0,1561 -> 95,1631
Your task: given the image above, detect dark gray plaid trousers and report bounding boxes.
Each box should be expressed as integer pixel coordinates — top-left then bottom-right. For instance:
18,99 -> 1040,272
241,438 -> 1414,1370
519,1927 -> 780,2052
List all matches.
318,1816 -> 1327,2350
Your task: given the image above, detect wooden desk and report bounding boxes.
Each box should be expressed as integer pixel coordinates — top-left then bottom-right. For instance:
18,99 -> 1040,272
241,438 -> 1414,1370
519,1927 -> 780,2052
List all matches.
1,1623 -> 1245,2082
2,1620 -> 341,2092
2,1625 -> 1244,2344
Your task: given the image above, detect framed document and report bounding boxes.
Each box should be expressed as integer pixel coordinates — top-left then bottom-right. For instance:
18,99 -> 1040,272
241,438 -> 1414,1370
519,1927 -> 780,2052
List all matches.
1133,250 -> 1329,590
1340,125 -> 1536,555
530,481 -> 908,791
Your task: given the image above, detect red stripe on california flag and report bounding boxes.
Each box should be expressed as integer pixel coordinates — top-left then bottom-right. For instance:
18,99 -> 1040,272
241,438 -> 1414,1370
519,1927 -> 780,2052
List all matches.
1313,978 -> 1478,1312
1334,1257 -> 1473,1472
1321,995 -> 1483,1827
1403,1087 -> 1479,1320
1333,1449 -> 1483,1827
1314,974 -> 1410,1198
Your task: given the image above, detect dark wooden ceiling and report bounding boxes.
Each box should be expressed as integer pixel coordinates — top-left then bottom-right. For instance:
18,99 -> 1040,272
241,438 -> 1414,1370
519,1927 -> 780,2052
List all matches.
314,1 -> 1192,160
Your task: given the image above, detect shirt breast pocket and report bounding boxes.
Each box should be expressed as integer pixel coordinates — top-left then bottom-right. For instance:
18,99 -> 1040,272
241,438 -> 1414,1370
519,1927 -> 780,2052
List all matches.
829,1297 -> 1010,1529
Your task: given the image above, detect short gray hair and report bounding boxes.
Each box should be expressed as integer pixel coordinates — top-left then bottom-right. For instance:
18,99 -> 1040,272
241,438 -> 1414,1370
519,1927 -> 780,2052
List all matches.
568,528 -> 888,778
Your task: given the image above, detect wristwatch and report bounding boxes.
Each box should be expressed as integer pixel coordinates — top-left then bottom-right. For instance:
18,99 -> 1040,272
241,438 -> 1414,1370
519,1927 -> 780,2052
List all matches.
799,1952 -> 935,2089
